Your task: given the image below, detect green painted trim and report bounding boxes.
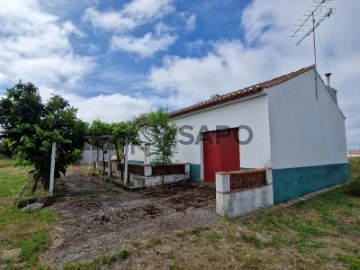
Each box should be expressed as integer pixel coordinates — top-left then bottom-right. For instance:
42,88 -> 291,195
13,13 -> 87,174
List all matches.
128,160 -> 144,165
273,163 -> 350,204
190,164 -> 201,181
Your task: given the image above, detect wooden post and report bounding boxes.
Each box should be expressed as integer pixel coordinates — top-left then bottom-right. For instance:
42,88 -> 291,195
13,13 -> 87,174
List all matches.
124,140 -> 129,185
49,142 -> 56,196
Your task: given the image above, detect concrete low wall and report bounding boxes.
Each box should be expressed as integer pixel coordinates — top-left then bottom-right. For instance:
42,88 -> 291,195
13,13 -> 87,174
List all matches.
120,163 -> 191,188
141,174 -> 190,187
216,169 -> 274,217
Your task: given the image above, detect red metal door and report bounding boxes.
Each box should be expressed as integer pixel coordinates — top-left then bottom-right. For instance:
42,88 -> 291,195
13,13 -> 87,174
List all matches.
203,131 -> 222,182
203,128 -> 240,182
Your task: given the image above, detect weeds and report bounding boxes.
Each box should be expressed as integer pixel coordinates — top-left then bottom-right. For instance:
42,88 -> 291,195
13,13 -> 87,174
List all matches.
207,232 -> 221,245
63,249 -> 130,270
336,254 -> 360,270
241,233 -> 264,248
344,177 -> 360,196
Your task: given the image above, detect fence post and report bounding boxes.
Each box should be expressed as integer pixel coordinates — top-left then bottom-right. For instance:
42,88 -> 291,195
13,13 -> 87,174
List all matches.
124,140 -> 129,184
107,140 -> 111,178
89,144 -> 92,168
49,142 -> 56,196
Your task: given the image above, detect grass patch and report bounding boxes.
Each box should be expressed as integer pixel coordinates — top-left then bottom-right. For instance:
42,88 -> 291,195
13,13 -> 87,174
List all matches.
162,251 -> 176,260
337,254 -> 360,270
19,231 -> 51,264
206,232 -> 221,245
0,158 -> 56,269
242,254 -> 266,270
349,157 -> 360,178
147,237 -> 162,247
63,249 -> 130,270
241,233 -> 264,248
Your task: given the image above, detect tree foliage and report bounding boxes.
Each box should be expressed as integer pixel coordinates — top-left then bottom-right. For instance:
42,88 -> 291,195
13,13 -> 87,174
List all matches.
110,121 -> 139,161
143,107 -> 178,165
0,82 -> 87,191
87,120 -> 140,175
0,139 -> 12,158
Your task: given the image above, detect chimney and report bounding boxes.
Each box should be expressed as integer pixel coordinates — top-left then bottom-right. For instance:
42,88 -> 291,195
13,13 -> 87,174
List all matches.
211,94 -> 221,100
324,72 -> 338,104
325,73 -> 332,87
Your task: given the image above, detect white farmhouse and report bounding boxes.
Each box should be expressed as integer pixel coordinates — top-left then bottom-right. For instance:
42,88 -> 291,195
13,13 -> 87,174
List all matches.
130,65 -> 349,204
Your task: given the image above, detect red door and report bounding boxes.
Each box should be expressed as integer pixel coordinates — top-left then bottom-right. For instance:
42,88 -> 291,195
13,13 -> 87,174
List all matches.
203,128 -> 240,182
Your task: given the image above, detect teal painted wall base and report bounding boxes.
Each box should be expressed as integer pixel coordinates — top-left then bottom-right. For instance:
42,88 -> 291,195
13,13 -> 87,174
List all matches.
190,164 -> 201,181
273,163 -> 350,204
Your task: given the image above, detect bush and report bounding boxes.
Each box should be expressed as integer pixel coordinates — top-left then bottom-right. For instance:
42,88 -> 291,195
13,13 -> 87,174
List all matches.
344,177 -> 360,197
349,157 -> 360,178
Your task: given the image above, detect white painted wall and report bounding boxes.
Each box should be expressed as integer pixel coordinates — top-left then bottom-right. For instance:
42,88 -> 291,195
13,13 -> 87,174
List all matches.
266,68 -> 348,169
132,95 -> 272,180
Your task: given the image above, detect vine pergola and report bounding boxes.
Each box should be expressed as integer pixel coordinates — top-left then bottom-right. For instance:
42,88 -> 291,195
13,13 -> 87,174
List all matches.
85,132 -> 133,182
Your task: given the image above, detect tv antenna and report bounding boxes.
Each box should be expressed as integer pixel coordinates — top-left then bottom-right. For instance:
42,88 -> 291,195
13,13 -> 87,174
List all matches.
289,0 -> 335,99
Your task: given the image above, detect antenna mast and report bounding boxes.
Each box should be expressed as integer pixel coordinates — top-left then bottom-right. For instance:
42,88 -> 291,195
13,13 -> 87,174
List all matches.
289,0 -> 335,99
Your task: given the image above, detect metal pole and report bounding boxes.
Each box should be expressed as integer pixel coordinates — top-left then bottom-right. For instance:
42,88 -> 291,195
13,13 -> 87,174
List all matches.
89,144 -> 93,169
49,142 -> 56,195
312,12 -> 318,99
96,147 -> 99,175
107,139 -> 111,178
124,140 -> 129,185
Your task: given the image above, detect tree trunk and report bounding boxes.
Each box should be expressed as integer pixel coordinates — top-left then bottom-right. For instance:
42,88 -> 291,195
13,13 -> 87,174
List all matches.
115,141 -> 120,161
31,179 -> 39,193
161,152 -> 165,186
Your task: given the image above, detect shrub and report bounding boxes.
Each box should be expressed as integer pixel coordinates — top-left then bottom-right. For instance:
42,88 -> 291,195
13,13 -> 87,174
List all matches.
344,178 -> 360,197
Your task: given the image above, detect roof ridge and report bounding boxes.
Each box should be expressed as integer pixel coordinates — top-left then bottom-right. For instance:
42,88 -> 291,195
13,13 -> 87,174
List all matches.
170,65 -> 314,118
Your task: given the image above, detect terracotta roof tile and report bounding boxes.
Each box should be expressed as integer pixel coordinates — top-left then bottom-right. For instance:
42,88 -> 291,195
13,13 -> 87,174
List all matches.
170,65 -> 314,118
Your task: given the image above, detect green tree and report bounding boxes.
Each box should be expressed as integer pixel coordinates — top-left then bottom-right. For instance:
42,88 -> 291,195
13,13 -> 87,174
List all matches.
0,139 -> 12,158
143,107 -> 178,184
130,113 -> 149,126
110,121 -> 139,161
0,81 -> 87,192
88,120 -> 111,174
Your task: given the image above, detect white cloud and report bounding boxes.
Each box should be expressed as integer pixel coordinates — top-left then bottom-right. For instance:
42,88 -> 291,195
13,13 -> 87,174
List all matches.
185,39 -> 206,53
0,0 -> 94,89
83,0 -> 174,33
111,32 -> 177,57
0,0 -> 57,35
149,40 -> 288,108
185,14 -> 197,32
87,43 -> 100,54
148,0 -> 360,148
72,94 -> 154,123
83,0 -> 178,58
122,0 -> 174,22
35,84 -> 155,123
83,7 -> 137,33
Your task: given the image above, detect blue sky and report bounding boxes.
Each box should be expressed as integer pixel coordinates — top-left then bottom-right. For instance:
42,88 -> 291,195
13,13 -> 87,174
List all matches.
0,0 -> 359,149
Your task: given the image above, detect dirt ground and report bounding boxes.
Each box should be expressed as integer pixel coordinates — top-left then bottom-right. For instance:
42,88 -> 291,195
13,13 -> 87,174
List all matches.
42,168 -> 218,266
